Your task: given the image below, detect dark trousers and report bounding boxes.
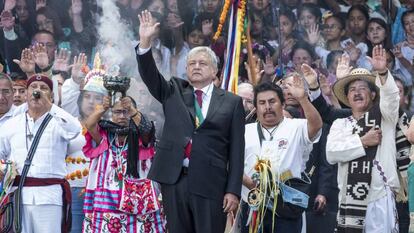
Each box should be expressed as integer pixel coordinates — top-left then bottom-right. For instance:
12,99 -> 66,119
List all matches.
397,201 -> 409,233
161,170 -> 227,233
240,201 -> 302,233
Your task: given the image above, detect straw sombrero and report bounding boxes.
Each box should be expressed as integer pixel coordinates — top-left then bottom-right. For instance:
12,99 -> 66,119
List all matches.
332,68 -> 378,107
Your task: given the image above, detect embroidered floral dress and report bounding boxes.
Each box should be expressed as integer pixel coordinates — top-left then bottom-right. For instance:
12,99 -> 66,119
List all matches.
82,125 -> 165,233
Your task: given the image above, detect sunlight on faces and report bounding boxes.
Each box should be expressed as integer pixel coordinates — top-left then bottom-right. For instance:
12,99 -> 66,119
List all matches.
111,101 -> 129,127
12,85 -> 27,106
256,91 -> 285,128
367,22 -> 386,45
81,91 -> 104,117
0,79 -> 13,114
346,80 -> 376,113
186,50 -> 217,87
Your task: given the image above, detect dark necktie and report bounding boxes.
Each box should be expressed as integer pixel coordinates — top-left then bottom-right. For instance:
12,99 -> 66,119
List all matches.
195,90 -> 203,108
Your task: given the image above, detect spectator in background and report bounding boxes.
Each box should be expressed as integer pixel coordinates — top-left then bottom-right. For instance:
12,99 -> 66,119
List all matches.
0,73 -> 15,126
297,3 -> 323,46
238,82 -> 255,115
289,41 -> 317,73
393,9 -> 414,89
279,9 -> 298,66
346,5 -> 369,45
10,73 -> 27,106
366,18 -> 392,56
137,0 -> 171,79
200,0 -> 221,14
313,14 -> 346,67
36,6 -> 67,48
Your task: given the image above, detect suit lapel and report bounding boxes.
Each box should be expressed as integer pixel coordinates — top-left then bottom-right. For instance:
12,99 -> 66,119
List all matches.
204,86 -> 225,123
182,85 -> 195,123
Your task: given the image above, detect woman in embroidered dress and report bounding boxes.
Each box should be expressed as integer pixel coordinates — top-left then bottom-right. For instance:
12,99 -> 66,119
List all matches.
82,95 -> 165,233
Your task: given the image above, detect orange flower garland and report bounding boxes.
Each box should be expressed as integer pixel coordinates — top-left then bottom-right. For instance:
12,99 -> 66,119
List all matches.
213,0 -> 232,41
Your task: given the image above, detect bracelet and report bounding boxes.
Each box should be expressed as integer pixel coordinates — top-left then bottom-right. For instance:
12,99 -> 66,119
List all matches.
309,86 -> 320,91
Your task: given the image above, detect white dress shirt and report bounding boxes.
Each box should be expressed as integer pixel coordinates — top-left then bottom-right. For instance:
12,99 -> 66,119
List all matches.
0,105 -> 81,205
61,78 -> 81,118
194,82 -> 214,119
0,104 -> 16,127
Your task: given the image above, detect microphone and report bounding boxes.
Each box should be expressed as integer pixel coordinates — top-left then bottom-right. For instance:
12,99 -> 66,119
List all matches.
33,91 -> 41,99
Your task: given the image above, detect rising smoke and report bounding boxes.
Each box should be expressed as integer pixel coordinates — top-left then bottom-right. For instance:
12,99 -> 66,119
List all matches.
96,0 -> 139,78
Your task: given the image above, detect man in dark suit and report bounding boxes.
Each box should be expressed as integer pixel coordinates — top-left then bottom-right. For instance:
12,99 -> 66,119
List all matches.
135,10 -> 245,233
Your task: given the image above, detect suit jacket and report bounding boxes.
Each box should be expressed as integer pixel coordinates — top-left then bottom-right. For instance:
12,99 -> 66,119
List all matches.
136,48 -> 245,201
312,94 -> 351,125
306,124 -> 338,213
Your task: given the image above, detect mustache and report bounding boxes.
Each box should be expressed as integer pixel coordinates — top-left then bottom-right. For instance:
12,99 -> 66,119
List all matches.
353,94 -> 363,101
263,111 -> 276,116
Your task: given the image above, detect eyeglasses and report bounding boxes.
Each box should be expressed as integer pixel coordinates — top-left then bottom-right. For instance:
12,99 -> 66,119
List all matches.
0,89 -> 12,96
112,109 -> 130,116
32,41 -> 56,49
323,24 -> 341,30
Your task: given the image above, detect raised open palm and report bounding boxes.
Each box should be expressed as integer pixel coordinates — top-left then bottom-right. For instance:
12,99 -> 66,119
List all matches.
33,43 -> 49,69
301,63 -> 318,89
367,45 -> 387,73
286,75 -> 306,100
336,53 -> 353,79
138,10 -> 160,46
13,48 -> 35,74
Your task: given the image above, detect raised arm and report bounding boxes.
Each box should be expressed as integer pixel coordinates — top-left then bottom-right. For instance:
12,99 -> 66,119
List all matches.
368,45 -> 399,123
136,10 -> 173,103
288,64 -> 322,140
84,96 -> 110,144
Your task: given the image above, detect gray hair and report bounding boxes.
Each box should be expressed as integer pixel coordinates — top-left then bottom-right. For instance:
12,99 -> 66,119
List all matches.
238,82 -> 254,92
187,46 -> 218,71
0,73 -> 13,89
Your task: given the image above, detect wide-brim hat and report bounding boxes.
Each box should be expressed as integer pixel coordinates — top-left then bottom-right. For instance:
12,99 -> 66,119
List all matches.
332,68 -> 378,107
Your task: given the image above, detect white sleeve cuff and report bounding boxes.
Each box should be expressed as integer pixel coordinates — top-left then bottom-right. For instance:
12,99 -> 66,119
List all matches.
137,46 -> 151,55
309,88 -> 321,102
3,29 -> 17,41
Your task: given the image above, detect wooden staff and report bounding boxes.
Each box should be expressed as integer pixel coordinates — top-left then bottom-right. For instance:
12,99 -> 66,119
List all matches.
246,23 -> 257,85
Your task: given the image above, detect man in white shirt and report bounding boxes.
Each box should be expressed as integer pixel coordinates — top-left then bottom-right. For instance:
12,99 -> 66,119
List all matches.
0,74 -> 81,233
241,66 -> 322,233
326,45 -> 400,232
0,73 -> 16,127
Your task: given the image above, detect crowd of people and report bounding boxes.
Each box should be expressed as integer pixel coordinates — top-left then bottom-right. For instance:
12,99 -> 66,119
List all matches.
0,0 -> 414,233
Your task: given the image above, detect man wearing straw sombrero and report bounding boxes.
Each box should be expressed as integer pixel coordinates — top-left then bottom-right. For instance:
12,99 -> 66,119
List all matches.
326,45 -> 401,233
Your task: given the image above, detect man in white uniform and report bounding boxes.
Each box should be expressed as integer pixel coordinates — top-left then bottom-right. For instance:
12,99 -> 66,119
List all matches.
241,65 -> 322,233
0,74 -> 81,233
